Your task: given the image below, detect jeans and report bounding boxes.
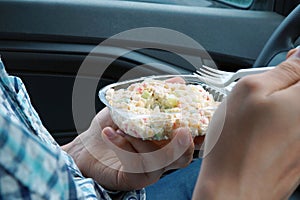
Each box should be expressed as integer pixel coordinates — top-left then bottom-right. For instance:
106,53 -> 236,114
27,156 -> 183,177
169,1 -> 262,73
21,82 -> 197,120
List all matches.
145,159 -> 202,200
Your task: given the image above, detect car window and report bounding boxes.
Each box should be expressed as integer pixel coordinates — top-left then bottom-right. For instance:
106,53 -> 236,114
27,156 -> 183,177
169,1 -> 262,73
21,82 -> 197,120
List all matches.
117,0 -> 230,8
217,0 -> 253,8
117,0 -> 271,11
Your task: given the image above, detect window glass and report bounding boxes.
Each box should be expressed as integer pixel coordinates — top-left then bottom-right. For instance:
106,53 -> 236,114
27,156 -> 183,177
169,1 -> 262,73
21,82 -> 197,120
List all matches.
119,0 -> 254,9
216,0 -> 253,8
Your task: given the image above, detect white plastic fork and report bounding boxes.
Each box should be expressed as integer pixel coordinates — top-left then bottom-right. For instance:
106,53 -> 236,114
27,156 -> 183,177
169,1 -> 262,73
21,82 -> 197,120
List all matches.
194,65 -> 275,87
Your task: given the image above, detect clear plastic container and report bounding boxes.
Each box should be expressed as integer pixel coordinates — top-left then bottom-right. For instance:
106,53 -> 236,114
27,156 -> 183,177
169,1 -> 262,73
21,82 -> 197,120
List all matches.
99,74 -> 226,140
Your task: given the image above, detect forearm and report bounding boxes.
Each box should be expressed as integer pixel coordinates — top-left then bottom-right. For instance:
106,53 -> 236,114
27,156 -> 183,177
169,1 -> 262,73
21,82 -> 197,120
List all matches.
192,161 -> 244,200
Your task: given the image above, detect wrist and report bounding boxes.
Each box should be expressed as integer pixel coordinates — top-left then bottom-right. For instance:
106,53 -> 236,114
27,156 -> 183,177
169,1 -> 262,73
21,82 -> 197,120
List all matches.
61,134 -> 90,174
193,159 -> 247,200
62,136 -> 83,160
193,178 -> 218,200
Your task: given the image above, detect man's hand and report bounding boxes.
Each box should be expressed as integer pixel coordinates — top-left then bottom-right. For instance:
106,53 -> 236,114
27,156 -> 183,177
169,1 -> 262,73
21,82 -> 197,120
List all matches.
193,48 -> 300,199
63,95 -> 195,191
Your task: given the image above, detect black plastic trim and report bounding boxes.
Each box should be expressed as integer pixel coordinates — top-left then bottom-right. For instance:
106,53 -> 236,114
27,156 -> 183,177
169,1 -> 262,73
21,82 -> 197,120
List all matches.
0,0 -> 284,61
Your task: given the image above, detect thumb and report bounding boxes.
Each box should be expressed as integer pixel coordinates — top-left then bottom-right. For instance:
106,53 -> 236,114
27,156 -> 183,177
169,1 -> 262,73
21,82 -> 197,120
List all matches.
286,46 -> 300,59
102,127 -> 149,173
254,47 -> 300,96
163,128 -> 194,171
102,127 -> 136,153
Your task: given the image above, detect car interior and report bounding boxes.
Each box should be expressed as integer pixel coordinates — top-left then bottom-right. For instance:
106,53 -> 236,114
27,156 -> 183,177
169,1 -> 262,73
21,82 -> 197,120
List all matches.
0,0 -> 299,198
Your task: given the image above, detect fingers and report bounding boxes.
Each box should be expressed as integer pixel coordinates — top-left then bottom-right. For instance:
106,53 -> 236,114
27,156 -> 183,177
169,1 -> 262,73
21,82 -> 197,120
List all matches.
239,48 -> 300,96
270,80 -> 300,117
280,79 -> 300,97
263,49 -> 300,95
102,127 -> 136,152
159,128 -> 194,169
286,46 -> 299,59
123,128 -> 194,171
194,135 -> 205,150
102,127 -> 194,173
102,127 -> 149,173
165,76 -> 186,84
194,136 -> 205,145
164,128 -> 194,170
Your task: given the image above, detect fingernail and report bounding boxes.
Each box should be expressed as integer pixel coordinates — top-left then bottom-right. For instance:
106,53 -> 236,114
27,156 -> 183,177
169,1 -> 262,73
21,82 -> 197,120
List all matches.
178,135 -> 191,146
103,128 -> 116,139
292,47 -> 300,58
116,129 -> 126,137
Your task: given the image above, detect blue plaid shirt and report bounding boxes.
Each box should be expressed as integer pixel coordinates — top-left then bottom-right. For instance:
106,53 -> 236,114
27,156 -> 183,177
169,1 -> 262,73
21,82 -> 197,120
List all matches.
0,58 -> 145,199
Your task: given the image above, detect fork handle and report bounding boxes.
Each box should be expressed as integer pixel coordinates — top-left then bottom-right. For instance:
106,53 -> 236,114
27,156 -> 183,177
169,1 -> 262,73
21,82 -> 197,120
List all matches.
236,66 -> 275,77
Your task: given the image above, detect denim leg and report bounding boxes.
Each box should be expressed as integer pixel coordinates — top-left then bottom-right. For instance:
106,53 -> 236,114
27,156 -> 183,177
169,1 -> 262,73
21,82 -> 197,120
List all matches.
145,159 -> 202,200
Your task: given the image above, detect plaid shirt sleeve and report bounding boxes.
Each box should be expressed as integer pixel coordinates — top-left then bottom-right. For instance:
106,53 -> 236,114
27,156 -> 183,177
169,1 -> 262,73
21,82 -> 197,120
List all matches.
0,58 -> 146,200
0,113 -> 87,199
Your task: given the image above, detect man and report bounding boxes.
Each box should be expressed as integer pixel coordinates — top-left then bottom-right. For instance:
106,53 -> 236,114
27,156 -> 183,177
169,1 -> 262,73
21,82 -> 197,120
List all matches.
0,47 -> 300,199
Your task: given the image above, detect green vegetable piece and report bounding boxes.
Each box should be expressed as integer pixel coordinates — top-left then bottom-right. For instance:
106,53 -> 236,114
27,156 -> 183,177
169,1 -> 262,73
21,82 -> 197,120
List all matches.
141,90 -> 151,99
165,94 -> 179,108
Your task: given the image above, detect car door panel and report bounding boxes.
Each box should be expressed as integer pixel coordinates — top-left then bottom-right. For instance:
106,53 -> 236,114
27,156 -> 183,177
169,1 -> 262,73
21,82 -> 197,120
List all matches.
0,0 -> 285,144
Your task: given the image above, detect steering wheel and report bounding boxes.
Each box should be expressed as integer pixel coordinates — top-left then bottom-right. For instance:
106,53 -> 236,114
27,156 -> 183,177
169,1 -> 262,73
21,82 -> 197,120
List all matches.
253,4 -> 300,67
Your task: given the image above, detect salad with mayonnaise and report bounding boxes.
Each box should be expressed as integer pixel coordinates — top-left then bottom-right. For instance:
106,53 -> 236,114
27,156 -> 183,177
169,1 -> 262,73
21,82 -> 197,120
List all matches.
105,78 -> 220,140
